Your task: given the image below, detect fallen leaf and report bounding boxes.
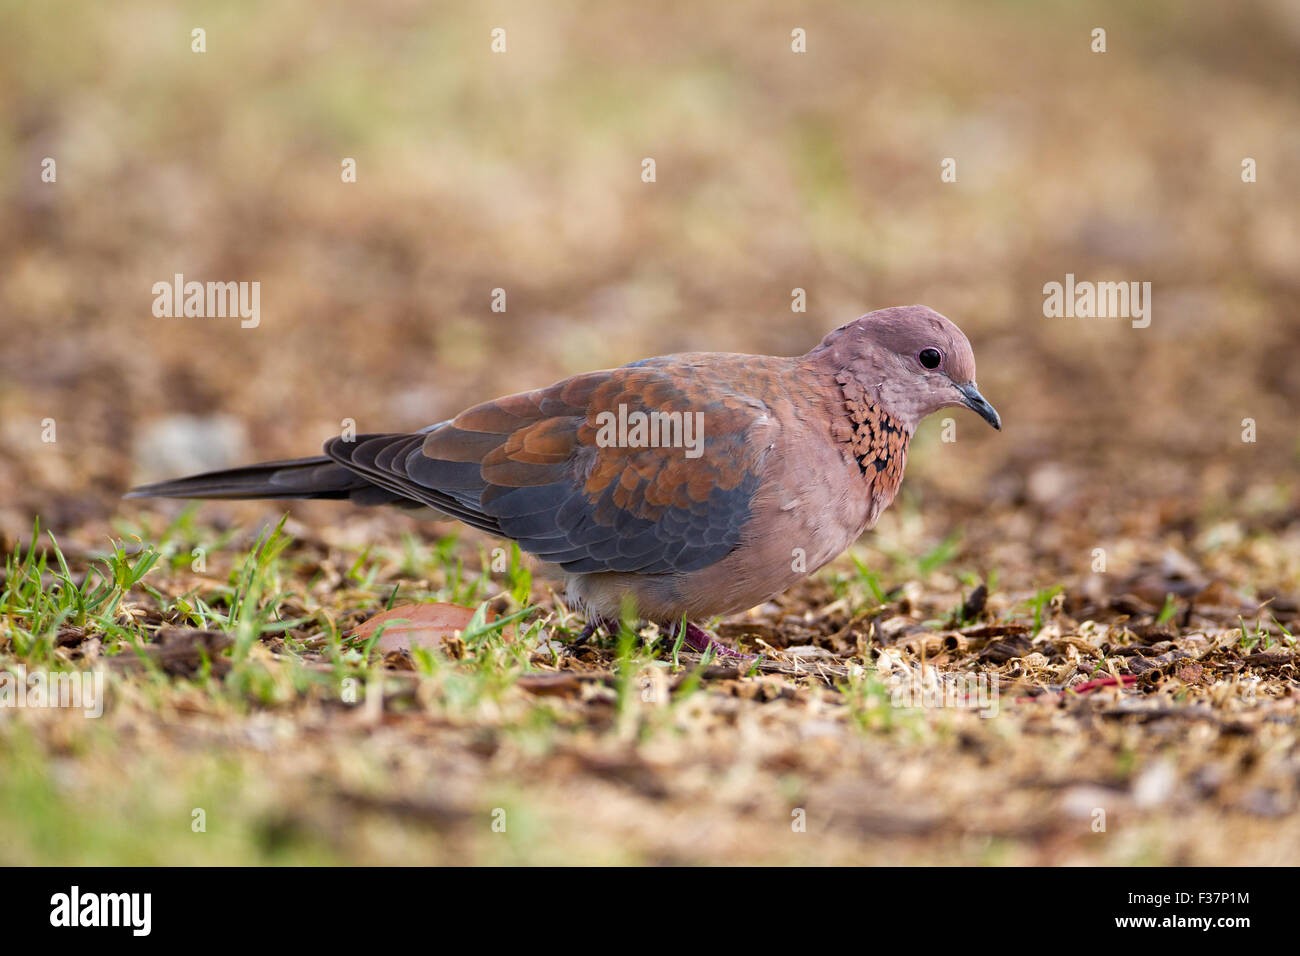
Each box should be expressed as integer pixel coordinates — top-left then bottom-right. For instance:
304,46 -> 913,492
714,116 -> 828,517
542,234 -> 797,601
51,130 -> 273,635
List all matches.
349,602 -> 515,654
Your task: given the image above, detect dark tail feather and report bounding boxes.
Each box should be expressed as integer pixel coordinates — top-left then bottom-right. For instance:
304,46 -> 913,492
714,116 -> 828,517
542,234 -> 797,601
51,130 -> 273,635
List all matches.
126,456 -> 385,502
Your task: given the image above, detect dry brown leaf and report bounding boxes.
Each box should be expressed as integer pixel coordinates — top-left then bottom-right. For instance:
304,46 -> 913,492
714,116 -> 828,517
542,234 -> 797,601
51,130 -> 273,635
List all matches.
349,602 -> 515,654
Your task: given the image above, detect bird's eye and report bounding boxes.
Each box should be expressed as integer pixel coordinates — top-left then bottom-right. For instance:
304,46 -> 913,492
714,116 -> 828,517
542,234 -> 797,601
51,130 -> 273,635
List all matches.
918,347 -> 943,370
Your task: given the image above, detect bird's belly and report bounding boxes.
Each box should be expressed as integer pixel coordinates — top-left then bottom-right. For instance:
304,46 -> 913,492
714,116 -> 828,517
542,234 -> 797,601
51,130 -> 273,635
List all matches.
565,458 -> 880,622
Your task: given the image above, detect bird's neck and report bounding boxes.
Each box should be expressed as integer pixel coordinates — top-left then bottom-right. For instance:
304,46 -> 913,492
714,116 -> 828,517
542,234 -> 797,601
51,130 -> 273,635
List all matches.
831,369 -> 911,498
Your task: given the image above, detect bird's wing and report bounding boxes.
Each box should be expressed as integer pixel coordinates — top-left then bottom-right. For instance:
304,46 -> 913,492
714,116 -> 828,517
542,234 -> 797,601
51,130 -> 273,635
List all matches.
325,361 -> 777,574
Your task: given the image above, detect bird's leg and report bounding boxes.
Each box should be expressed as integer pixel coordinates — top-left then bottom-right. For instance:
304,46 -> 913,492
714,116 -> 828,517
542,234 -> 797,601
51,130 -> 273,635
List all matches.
580,617 -> 754,663
573,616 -> 616,646
667,620 -> 754,662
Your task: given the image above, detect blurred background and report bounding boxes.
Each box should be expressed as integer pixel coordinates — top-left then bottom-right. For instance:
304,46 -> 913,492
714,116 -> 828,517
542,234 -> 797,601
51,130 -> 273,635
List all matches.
1,0 -> 1298,592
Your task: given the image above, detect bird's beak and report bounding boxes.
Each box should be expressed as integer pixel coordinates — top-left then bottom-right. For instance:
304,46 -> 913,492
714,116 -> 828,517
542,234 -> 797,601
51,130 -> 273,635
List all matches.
956,382 -> 1001,430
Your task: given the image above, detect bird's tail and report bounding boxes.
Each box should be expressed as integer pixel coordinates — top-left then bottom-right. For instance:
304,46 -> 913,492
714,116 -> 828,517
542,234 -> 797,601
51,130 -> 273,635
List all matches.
125,456 -> 378,502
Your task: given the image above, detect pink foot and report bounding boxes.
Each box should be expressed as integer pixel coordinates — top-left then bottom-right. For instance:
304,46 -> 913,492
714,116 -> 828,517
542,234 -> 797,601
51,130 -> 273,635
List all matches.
668,621 -> 755,662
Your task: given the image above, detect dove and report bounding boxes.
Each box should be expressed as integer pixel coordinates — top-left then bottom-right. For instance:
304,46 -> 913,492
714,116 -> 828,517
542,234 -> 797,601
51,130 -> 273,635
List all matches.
127,305 -> 1000,657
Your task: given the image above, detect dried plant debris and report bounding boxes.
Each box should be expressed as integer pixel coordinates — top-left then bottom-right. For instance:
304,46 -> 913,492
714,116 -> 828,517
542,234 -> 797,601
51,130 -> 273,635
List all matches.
2,499 -> 1298,866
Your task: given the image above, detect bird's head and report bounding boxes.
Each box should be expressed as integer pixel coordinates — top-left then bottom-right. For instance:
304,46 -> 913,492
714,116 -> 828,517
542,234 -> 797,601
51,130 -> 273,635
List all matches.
811,304 -> 1001,433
